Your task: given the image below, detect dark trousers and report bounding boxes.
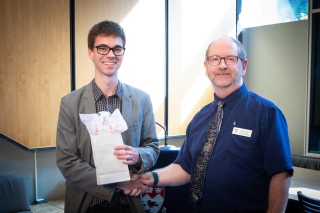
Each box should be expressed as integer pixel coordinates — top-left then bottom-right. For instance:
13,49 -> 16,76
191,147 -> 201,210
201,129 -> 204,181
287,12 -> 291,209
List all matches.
193,208 -> 266,213
87,204 -> 132,213
193,208 -> 203,213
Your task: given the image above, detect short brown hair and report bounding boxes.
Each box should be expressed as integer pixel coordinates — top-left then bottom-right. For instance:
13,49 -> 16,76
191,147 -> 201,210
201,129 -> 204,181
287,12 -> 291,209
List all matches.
87,20 -> 126,50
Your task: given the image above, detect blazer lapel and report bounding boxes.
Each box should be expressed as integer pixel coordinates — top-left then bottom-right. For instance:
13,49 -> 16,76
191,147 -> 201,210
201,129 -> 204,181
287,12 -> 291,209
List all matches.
121,82 -> 133,144
80,80 -> 96,166
121,82 -> 133,127
81,81 -> 96,114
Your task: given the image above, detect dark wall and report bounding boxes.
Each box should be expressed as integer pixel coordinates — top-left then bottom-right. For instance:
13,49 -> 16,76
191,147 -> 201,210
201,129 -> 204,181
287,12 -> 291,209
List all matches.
0,137 -> 35,204
36,149 -> 66,202
0,137 -> 65,204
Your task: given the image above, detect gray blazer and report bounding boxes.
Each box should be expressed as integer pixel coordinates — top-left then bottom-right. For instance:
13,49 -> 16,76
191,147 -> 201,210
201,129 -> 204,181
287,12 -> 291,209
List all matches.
56,81 -> 159,213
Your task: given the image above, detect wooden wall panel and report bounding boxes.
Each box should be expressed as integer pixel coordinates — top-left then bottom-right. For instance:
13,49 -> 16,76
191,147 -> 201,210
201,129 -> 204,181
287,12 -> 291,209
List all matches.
60,74 -> 71,98
0,74 -> 18,140
39,74 -> 62,147
0,1 -> 4,74
17,74 -> 40,148
0,0 -> 70,149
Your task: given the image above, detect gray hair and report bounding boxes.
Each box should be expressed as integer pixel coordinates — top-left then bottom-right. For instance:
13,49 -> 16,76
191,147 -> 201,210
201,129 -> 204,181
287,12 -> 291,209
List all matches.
205,36 -> 246,60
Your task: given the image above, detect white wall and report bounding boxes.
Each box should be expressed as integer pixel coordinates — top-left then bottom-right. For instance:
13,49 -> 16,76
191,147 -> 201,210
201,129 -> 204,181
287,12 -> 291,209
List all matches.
242,20 -> 308,156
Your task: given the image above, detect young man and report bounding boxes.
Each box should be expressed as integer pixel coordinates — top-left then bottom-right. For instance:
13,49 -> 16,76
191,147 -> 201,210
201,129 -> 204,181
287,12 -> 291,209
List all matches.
138,37 -> 293,213
56,20 -> 159,213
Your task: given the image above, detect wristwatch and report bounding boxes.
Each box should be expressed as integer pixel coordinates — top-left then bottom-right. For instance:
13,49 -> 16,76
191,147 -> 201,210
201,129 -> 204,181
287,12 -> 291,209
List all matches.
150,170 -> 159,187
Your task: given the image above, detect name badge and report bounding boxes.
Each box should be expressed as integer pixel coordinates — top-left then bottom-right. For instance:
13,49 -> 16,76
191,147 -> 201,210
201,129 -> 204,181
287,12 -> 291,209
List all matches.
232,127 -> 252,137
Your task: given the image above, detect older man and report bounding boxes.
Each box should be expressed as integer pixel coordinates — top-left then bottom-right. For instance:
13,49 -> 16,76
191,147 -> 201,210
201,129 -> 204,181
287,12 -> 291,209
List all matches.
56,20 -> 159,213
138,37 -> 293,213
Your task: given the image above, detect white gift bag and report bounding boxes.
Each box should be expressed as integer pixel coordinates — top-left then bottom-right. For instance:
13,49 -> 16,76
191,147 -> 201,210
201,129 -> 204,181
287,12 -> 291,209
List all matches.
80,109 -> 130,185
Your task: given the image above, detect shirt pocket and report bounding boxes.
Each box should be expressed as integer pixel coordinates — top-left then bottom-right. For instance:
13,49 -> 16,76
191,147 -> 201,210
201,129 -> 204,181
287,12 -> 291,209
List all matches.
225,127 -> 257,161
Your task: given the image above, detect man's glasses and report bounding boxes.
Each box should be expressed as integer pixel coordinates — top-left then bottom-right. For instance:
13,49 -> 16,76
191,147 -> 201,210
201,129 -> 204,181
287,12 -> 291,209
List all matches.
95,46 -> 125,56
207,56 -> 243,66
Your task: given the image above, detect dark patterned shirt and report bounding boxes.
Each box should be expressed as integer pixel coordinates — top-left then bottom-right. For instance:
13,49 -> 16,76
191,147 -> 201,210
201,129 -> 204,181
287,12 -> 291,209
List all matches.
90,79 -> 129,206
92,80 -> 122,114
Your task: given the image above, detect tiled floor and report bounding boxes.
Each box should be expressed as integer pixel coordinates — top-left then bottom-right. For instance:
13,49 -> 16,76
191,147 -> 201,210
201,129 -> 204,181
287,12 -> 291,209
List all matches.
30,200 -> 64,213
48,200 -> 65,210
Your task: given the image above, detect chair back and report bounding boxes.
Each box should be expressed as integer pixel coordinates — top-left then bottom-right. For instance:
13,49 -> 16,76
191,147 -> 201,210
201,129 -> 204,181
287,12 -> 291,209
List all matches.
297,191 -> 320,213
0,174 -> 31,213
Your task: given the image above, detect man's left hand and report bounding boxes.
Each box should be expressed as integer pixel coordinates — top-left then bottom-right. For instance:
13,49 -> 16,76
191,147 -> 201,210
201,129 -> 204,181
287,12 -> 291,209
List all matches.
114,145 -> 140,165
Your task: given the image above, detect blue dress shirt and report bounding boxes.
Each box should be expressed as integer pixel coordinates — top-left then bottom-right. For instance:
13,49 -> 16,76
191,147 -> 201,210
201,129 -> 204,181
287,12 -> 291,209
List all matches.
174,83 -> 293,212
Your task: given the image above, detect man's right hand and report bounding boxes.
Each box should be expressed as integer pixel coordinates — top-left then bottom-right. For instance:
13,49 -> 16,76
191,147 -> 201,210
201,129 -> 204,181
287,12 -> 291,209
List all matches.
138,172 -> 154,187
116,171 -> 149,196
116,179 -> 149,196
119,172 -> 155,196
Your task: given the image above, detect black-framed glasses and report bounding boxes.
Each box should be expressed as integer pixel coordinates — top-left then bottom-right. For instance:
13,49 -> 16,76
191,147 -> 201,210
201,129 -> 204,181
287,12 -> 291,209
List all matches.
95,46 -> 125,56
207,55 -> 243,66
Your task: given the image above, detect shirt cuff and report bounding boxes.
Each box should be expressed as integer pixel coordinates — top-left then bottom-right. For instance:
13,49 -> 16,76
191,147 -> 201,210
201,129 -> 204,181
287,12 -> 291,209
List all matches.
128,156 -> 142,173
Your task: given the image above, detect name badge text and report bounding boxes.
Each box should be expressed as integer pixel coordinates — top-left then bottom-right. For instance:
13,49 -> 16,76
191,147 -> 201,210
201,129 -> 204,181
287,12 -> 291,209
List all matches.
232,127 -> 252,137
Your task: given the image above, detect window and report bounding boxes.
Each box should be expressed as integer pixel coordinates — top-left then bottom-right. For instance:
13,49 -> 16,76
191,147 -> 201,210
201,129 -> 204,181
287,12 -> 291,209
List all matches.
74,0 -> 165,137
168,0 -> 236,136
238,0 -> 308,36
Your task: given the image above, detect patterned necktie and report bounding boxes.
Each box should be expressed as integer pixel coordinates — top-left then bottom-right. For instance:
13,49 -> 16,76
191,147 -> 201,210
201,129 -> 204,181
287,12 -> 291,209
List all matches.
190,100 -> 224,204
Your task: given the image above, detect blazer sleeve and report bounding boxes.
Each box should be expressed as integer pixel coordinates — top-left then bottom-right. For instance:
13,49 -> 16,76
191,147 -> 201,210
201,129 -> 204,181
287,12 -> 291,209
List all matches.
129,93 -> 160,174
56,97 -> 117,201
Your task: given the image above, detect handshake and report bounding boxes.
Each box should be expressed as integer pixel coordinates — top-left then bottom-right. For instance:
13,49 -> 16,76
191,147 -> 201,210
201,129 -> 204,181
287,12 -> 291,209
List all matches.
116,170 -> 155,196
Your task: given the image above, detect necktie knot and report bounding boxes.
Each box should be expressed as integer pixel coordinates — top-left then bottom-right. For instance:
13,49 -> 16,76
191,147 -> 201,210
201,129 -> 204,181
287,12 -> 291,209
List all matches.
217,100 -> 224,109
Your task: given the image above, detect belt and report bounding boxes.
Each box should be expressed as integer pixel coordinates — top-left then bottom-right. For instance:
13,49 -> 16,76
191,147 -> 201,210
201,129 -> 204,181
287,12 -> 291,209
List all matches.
87,203 -> 132,213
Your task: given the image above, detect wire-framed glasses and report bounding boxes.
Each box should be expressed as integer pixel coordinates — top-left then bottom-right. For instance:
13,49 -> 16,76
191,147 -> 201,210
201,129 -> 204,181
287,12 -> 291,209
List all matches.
95,46 -> 125,56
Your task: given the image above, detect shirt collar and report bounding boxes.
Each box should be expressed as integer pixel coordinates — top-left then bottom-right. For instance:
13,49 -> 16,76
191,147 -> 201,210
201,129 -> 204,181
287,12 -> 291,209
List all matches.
92,79 -> 122,102
213,83 -> 248,109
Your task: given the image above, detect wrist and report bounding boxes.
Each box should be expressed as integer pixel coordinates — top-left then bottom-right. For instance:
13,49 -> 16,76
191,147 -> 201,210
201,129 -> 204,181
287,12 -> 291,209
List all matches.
150,170 -> 159,187
132,156 -> 141,167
